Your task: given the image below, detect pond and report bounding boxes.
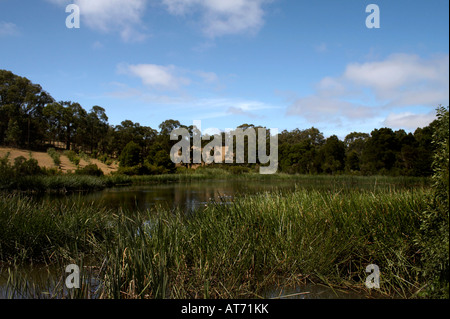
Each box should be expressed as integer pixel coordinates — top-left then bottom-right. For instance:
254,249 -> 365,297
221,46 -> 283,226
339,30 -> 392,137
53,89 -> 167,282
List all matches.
40,179 -> 299,212
37,175 -> 412,212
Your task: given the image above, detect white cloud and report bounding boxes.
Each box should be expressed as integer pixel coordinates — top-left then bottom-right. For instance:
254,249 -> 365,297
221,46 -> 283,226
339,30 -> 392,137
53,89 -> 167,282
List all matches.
118,63 -> 190,90
196,98 -> 278,119
383,112 -> 437,130
0,21 -> 19,37
47,0 -> 271,39
343,53 -> 449,106
227,106 -> 264,118
195,71 -> 219,83
117,63 -> 224,92
287,53 -> 449,131
287,96 -> 375,123
161,0 -> 269,37
46,0 -> 148,42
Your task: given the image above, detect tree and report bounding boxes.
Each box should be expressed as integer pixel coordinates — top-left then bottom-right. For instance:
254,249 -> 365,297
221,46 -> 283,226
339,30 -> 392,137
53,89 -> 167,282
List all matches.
63,101 -> 87,150
321,135 -> 345,174
45,101 -> 87,150
84,106 -> 109,153
119,141 -> 141,168
0,69 -> 53,147
43,102 -> 65,147
344,132 -> 369,172
413,124 -> 435,176
145,142 -> 176,174
4,119 -> 21,147
159,119 -> 181,134
361,128 -> 400,174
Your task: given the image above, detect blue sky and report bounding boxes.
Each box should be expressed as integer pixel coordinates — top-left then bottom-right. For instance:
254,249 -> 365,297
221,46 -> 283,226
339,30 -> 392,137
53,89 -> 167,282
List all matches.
1,0 -> 448,138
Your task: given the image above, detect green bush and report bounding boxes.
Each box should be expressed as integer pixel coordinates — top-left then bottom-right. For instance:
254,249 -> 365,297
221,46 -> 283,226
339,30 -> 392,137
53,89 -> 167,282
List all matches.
13,156 -> 41,176
228,165 -> 252,175
416,106 -> 449,298
117,165 -> 142,176
47,148 -> 61,166
75,164 -> 104,177
64,150 -> 80,166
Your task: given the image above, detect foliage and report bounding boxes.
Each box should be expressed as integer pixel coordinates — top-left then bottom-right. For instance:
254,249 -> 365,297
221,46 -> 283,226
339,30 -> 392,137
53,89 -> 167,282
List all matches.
415,106 -> 449,298
118,141 -> 141,168
64,150 -> 80,166
75,164 -> 104,177
47,148 -> 61,166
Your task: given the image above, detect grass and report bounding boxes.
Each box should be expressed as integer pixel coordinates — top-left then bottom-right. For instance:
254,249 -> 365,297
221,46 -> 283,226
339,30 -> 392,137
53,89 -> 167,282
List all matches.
99,186 -> 431,299
0,174 -> 133,193
0,177 -> 435,299
130,170 -> 431,187
0,194 -> 116,263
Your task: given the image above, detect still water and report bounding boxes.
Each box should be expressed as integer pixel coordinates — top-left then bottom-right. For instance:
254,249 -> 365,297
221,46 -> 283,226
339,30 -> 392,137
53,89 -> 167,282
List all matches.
40,179 -> 300,212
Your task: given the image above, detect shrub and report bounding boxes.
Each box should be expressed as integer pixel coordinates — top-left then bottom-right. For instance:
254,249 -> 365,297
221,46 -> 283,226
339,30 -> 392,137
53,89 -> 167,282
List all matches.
13,156 -> 41,176
47,148 -> 61,166
64,150 -> 80,166
117,165 -> 141,176
75,164 -> 104,177
79,151 -> 91,163
416,106 -> 449,298
228,165 -> 252,175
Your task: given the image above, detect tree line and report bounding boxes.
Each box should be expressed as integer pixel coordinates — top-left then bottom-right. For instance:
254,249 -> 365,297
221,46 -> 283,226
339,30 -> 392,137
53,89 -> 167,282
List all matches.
0,69 -> 446,176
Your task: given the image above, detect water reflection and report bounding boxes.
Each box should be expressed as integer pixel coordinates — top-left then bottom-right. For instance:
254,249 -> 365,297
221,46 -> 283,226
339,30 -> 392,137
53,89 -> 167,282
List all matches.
40,180 -> 299,213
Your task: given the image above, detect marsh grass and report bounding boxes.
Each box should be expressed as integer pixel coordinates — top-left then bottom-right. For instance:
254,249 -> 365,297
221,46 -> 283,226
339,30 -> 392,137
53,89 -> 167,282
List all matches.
0,194 -> 115,262
130,172 -> 430,188
99,185 -> 431,299
0,174 -> 133,193
1,177 -> 433,299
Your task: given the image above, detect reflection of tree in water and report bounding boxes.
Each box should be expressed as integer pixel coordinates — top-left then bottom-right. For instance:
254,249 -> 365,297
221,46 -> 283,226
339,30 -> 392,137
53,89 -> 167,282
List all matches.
40,181 -> 299,214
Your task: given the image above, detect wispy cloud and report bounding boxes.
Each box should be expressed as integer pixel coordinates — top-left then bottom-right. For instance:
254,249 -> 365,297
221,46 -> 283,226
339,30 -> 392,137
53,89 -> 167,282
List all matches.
47,0 -> 272,40
117,63 -> 222,92
46,0 -> 148,42
0,21 -> 20,37
343,53 -> 449,107
314,42 -> 327,53
161,0 -> 270,38
106,79 -> 278,121
287,53 -> 449,131
383,111 -> 437,130
118,63 -> 191,90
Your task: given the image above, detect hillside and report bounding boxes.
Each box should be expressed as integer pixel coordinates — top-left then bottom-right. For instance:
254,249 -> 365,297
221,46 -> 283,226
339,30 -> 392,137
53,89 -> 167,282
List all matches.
0,147 -> 118,175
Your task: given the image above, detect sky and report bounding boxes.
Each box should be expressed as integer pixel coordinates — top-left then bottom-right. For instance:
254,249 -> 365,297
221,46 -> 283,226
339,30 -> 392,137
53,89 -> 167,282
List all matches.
0,0 -> 448,139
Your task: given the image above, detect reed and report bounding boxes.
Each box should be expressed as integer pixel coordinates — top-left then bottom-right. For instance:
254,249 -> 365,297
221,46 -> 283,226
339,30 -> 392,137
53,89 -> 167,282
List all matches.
0,194 -> 115,262
99,185 -> 432,299
1,176 -> 434,299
